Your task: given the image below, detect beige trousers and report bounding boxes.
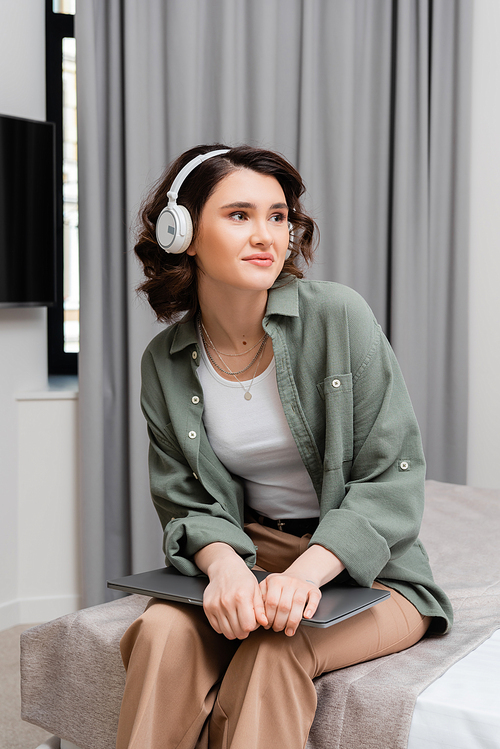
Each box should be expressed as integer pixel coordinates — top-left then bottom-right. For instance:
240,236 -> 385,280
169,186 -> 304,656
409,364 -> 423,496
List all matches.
116,523 -> 430,749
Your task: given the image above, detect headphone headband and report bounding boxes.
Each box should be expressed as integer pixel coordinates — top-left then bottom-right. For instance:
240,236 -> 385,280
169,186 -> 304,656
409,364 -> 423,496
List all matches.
156,148 -> 230,253
167,149 -> 231,203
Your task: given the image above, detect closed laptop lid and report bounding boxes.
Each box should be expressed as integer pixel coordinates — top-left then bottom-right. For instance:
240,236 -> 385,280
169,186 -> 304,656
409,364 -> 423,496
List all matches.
108,567 -> 390,628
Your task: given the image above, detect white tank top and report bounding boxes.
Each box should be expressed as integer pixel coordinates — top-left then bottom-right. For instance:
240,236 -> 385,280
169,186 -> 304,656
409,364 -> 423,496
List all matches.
197,336 -> 319,520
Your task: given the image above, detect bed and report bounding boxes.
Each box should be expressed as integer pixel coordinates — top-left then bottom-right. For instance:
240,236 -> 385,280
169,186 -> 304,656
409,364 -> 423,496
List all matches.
22,480 -> 500,749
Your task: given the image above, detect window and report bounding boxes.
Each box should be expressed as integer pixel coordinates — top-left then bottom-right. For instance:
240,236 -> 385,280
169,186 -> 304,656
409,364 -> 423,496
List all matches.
46,0 -> 79,374
53,0 -> 76,12
62,36 -> 79,353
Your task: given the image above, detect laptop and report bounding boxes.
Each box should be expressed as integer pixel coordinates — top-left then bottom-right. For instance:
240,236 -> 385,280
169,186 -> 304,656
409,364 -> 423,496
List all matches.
107,567 -> 390,628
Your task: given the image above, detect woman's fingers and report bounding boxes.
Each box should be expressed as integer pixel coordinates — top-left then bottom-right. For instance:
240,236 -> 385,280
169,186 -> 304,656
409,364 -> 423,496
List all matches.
252,586 -> 269,629
302,586 -> 322,620
261,578 -> 294,631
203,567 -> 324,639
196,543 -> 268,639
223,591 -> 262,639
260,574 -> 322,636
204,593 -> 252,639
204,600 -> 249,640
203,571 -> 267,640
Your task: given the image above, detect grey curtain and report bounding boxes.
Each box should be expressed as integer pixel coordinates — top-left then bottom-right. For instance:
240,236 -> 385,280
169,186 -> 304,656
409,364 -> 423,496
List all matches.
76,0 -> 472,607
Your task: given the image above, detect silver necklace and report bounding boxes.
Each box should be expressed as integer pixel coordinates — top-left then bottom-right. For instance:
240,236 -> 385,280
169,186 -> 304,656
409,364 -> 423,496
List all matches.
233,338 -> 267,401
223,340 -> 267,400
203,333 -> 268,376
199,319 -> 268,400
199,318 -> 269,376
200,318 -> 266,357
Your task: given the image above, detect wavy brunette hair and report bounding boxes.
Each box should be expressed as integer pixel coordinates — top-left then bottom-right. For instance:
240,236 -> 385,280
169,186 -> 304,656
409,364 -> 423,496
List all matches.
134,144 -> 318,323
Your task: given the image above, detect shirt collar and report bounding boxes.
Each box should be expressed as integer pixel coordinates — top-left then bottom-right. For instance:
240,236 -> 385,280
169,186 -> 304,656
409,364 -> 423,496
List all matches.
169,313 -> 198,354
264,275 -> 299,319
169,275 -> 299,354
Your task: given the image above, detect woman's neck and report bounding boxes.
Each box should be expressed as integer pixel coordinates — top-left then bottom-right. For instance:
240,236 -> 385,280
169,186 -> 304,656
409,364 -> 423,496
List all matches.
197,287 -> 268,354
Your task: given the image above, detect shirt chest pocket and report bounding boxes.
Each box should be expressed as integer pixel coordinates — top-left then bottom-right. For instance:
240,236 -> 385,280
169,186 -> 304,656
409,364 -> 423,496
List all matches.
316,373 -> 353,471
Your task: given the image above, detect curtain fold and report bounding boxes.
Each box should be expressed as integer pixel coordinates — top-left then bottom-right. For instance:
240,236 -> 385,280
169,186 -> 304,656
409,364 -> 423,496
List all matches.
389,0 -> 472,481
76,0 -> 472,607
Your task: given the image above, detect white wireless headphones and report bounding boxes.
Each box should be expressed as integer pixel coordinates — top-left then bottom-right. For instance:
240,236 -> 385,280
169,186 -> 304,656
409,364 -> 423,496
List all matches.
286,222 -> 294,259
156,147 -> 295,257
156,149 -> 230,254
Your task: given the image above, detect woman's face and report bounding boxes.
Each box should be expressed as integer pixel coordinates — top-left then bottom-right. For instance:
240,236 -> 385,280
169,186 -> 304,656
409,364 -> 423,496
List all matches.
186,168 -> 290,296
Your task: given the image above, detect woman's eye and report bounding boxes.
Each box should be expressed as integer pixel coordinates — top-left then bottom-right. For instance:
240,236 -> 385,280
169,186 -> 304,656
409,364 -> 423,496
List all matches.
270,212 -> 287,223
230,211 -> 246,221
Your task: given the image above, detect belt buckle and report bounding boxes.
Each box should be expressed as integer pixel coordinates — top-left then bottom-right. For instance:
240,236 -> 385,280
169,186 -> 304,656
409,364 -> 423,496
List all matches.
276,519 -> 285,532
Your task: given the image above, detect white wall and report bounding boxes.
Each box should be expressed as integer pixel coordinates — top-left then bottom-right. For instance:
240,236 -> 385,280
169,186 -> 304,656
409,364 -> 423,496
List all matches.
0,0 -> 47,628
466,1 -> 500,490
0,0 -> 46,121
0,0 -> 81,630
17,393 -> 80,622
0,310 -> 47,628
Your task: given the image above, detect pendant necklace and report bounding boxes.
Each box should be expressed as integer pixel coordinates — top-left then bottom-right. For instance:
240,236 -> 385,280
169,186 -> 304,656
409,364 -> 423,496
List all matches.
198,316 -> 268,400
202,332 -> 268,376
230,343 -> 267,400
200,318 -> 267,357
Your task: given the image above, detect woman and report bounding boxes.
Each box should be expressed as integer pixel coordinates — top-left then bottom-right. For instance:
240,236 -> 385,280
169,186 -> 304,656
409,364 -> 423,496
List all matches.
116,145 -> 452,749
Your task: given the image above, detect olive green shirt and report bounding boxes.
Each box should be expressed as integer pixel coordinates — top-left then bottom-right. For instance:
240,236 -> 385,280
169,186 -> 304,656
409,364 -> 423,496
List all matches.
141,277 -> 453,633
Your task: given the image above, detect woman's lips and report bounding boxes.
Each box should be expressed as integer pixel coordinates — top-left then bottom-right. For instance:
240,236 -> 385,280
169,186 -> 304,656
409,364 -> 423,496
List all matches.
242,254 -> 274,267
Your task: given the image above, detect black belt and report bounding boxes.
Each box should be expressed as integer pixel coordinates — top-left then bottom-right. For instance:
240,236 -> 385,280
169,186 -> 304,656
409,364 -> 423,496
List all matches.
249,512 -> 319,538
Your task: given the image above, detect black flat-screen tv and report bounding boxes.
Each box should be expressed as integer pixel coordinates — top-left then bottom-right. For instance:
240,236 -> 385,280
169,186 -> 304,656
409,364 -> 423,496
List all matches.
0,113 -> 56,307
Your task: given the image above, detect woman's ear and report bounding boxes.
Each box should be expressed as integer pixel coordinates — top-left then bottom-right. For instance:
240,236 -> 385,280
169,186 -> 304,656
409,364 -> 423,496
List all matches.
186,243 -> 197,256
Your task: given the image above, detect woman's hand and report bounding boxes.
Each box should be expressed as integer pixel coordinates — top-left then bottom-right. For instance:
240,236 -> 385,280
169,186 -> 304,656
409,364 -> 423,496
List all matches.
195,542 -> 269,640
259,574 -> 322,636
260,543 -> 346,636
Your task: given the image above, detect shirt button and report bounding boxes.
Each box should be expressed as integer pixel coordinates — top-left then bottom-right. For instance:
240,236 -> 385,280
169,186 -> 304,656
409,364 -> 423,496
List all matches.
192,351 -> 198,360
400,461 -> 409,471
193,472 -> 198,480
191,395 -> 200,404
188,431 -> 197,439
332,379 -> 341,388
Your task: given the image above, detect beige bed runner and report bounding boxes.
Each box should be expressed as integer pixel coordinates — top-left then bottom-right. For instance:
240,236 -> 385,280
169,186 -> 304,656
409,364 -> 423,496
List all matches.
307,480 -> 500,748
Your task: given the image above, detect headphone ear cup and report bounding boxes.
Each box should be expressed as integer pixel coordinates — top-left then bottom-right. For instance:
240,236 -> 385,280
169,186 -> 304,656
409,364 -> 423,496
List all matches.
156,203 -> 193,254
174,204 -> 193,253
286,221 -> 294,260
155,148 -> 230,253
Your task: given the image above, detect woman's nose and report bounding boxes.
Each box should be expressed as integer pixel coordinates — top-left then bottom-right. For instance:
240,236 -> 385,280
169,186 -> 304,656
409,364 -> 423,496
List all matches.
250,219 -> 273,246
